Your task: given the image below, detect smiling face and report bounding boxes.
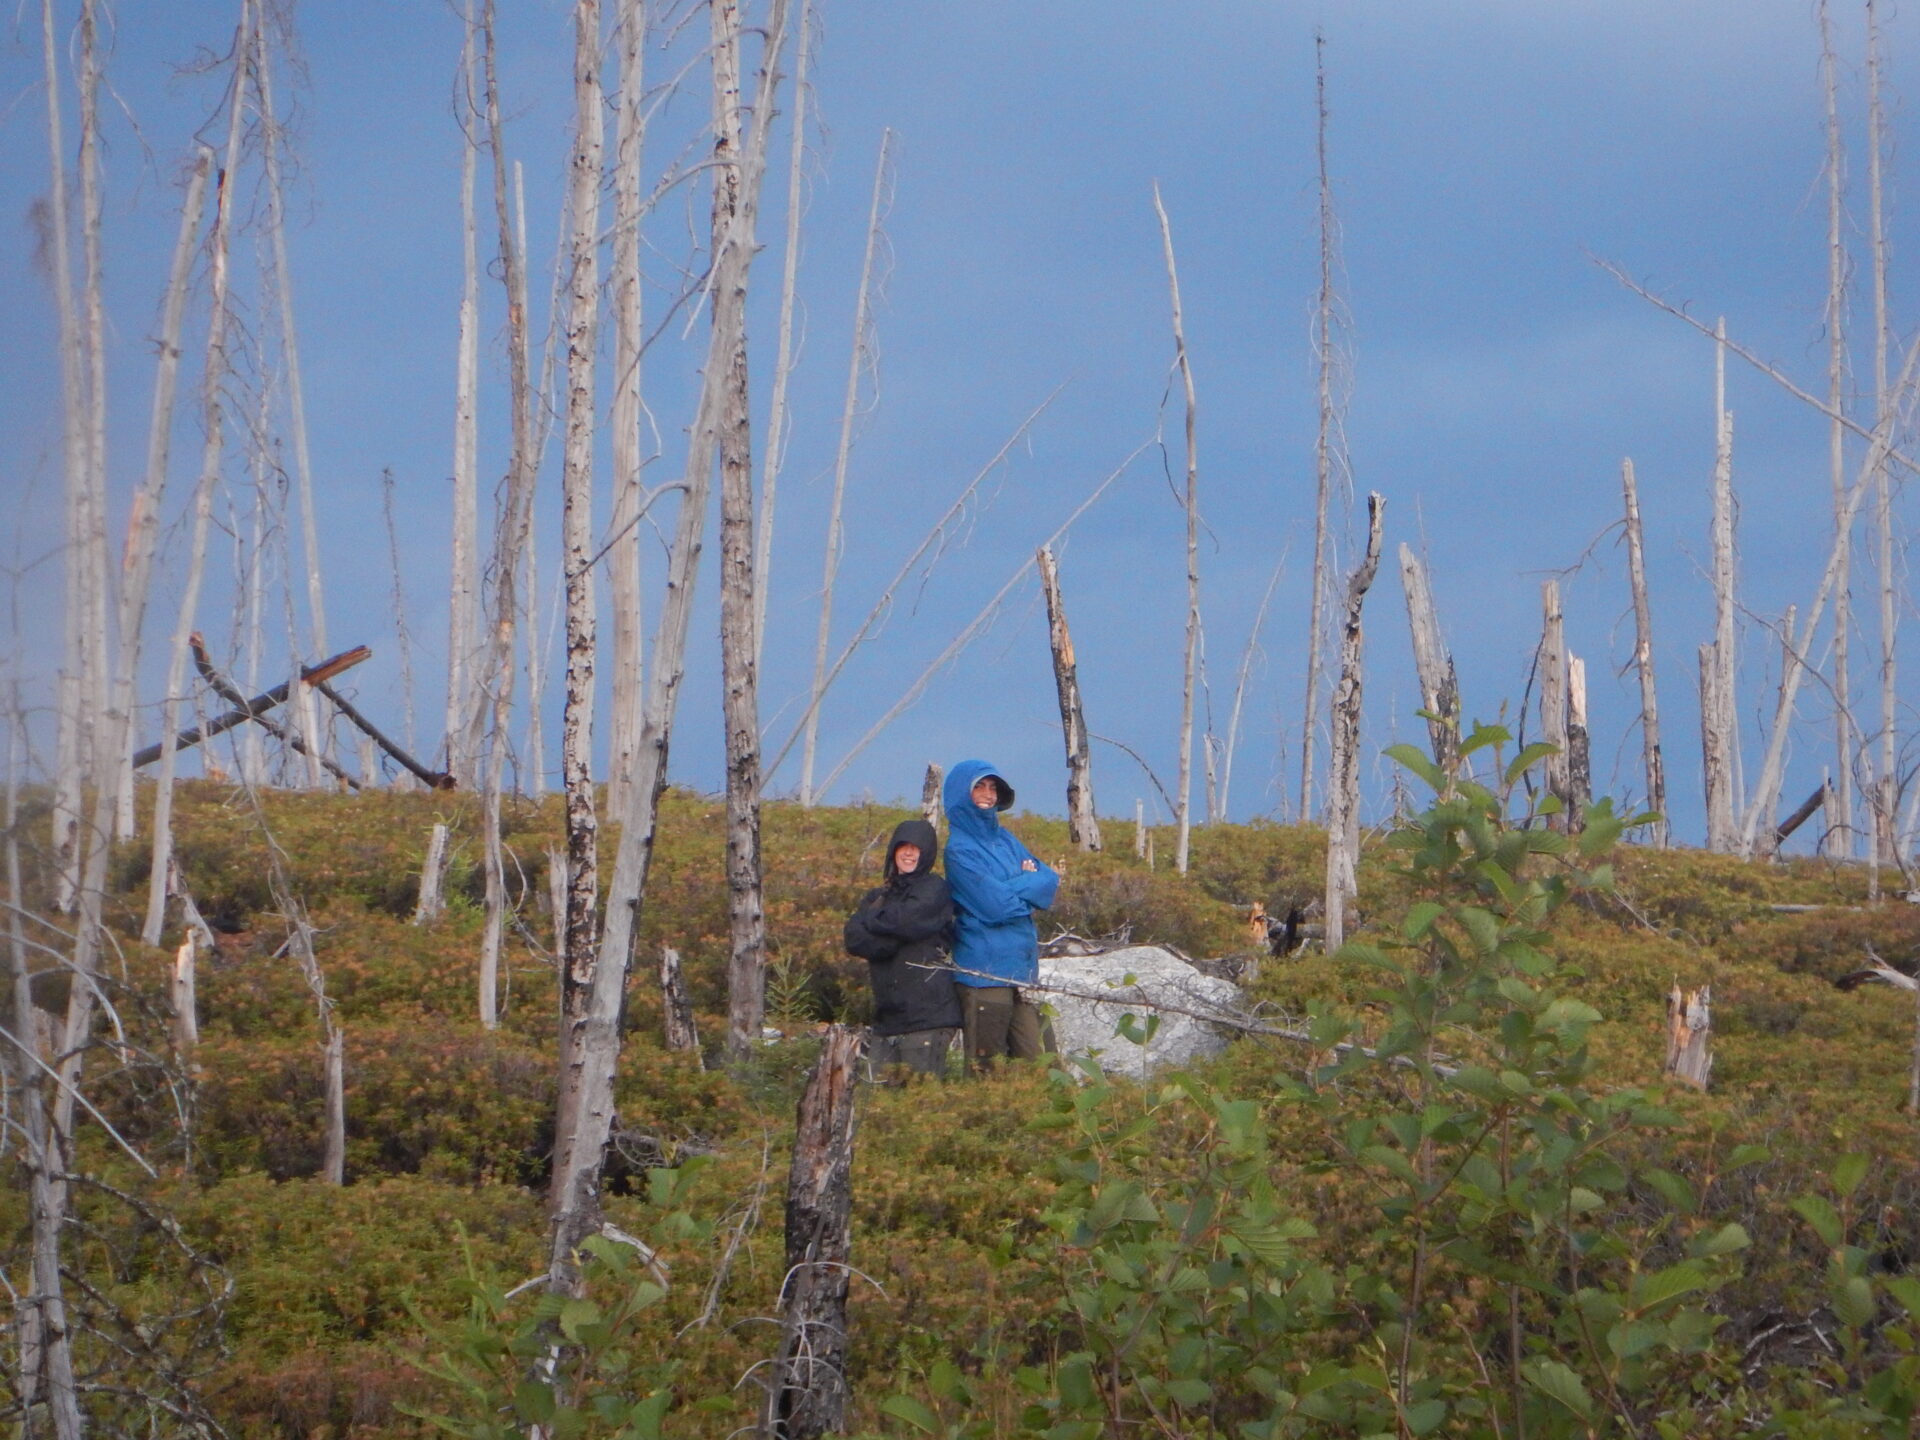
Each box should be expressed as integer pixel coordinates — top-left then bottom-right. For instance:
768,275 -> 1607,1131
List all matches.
892,841 -> 923,875
971,776 -> 999,809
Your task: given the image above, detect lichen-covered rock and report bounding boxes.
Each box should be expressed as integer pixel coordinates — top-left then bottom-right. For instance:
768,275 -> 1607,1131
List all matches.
1036,945 -> 1241,1081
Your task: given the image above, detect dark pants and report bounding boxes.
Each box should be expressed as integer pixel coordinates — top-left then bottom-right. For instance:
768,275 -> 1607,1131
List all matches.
959,985 -> 1053,1073
870,1027 -> 958,1079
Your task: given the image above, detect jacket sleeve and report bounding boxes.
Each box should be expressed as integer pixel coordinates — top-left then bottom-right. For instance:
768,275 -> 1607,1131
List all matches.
843,888 -> 898,961
1007,837 -> 1059,910
866,876 -> 954,945
944,836 -> 1040,925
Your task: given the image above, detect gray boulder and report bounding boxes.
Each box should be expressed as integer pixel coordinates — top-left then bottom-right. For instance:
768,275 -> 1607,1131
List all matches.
1035,945 -> 1242,1082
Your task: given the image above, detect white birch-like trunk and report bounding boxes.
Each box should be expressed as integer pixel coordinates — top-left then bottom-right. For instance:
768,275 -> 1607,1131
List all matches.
801,128 -> 890,806
1820,0 -> 1855,859
1700,645 -> 1734,850
414,823 -> 449,924
554,0 -> 605,1192
1135,798 -> 1146,860
754,0 -> 811,671
1868,0 -> 1898,877
1539,579 -> 1569,826
1567,654 -> 1590,834
1620,459 -> 1668,844
1300,36 -> 1338,825
1397,545 -> 1459,776
1152,181 -> 1201,875
477,0 -> 539,1028
606,0 -> 648,819
447,0 -> 484,786
1707,319 -> 1741,849
76,0 -> 110,833
553,0 -> 790,1285
1324,493 -> 1383,954
145,10 -> 252,945
171,932 -> 200,1053
1037,545 -> 1101,850
112,151 -> 212,838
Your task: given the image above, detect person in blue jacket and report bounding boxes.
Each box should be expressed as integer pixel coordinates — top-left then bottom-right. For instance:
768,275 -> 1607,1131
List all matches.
942,758 -> 1059,1071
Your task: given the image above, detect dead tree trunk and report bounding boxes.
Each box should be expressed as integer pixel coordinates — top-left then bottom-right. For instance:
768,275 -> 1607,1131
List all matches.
661,945 -> 700,1059
1134,798 -> 1147,860
1701,644 -> 1736,851
171,932 -> 200,1053
447,0 -> 484,786
1664,984 -> 1712,1091
1323,493 -> 1384,954
550,0 -> 791,1288
1776,779 -> 1831,848
606,0 -> 648,819
1037,546 -> 1101,850
1301,33 -> 1340,826
1707,318 -> 1741,850
922,763 -> 942,831
1620,458 -> 1668,844
1151,181 -> 1200,876
76,0 -> 109,863
414,824 -> 450,924
144,15 -> 251,946
477,0 -> 539,1029
1567,654 -> 1590,833
1820,0 -> 1855,860
769,1024 -> 861,1440
1539,580 -> 1570,828
1869,0 -> 1899,879
1396,545 -> 1459,776
555,0 -> 605,1168
801,129 -> 891,807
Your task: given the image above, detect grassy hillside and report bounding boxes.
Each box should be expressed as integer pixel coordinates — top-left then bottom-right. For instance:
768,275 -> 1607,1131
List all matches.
9,776 -> 1920,1437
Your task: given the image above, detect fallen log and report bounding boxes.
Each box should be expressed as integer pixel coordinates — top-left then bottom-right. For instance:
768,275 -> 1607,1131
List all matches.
186,634 -> 361,788
134,643 -> 371,772
1775,780 -> 1832,847
311,677 -> 454,789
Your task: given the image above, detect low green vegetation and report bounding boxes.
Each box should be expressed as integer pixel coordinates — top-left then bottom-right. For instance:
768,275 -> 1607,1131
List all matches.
12,748 -> 1920,1437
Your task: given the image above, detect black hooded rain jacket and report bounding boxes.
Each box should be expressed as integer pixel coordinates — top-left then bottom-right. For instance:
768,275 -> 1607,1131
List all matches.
843,818 -> 962,1036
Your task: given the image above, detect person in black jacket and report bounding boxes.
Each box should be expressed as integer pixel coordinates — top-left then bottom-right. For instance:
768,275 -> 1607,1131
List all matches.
843,817 -> 961,1078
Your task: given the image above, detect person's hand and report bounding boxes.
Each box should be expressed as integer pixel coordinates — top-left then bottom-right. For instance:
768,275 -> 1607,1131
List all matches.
1021,858 -> 1037,872
1054,857 -> 1067,881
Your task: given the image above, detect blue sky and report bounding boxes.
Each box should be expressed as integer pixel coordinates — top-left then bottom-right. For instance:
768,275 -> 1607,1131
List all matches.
2,0 -> 1911,847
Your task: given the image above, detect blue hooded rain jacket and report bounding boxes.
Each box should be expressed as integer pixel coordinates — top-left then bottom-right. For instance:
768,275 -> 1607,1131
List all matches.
942,759 -> 1059,987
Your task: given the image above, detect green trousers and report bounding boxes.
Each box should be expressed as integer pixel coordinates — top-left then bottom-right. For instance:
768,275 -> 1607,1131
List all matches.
959,985 -> 1054,1073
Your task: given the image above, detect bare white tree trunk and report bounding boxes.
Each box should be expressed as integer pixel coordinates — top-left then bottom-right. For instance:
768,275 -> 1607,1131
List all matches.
1540,579 -> 1569,827
111,151 -> 211,839
1300,34 -> 1339,825
1700,645 -> 1734,850
477,0 -> 539,1028
1397,545 -> 1459,775
447,0 -> 484,786
553,0 -> 605,1195
1217,554 -> 1284,822
171,932 -> 200,1053
1820,0 -> 1856,860
76,0 -> 110,836
660,945 -> 700,1058
1324,493 -> 1383,954
922,762 -> 943,830
1567,653 -> 1591,833
1868,0 -> 1899,879
801,128 -> 891,806
606,0 -> 648,820
551,0 -> 791,1287
145,9 -> 252,946
1152,181 -> 1201,876
1664,984 -> 1713,1090
414,823 -> 450,924
1620,458 -> 1668,844
1707,317 -> 1741,850
257,26 -> 331,781
755,0 -> 811,672
1037,546 -> 1101,850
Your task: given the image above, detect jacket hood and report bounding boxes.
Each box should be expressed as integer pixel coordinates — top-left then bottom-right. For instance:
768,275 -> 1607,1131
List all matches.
944,759 -> 1014,839
884,817 -> 939,879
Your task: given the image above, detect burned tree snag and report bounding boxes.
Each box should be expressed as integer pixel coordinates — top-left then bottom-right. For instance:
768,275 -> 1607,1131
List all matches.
1620,458 -> 1668,843
170,932 -> 199,1054
1701,645 -> 1737,853
1037,546 -> 1102,851
1396,544 -> 1459,774
921,763 -> 942,831
1776,779 -> 1832,849
661,945 -> 700,1061
1539,580 -> 1570,828
1664,984 -> 1712,1091
1323,493 -> 1384,954
414,824 -> 449,924
770,1024 -> 861,1440
1567,654 -> 1591,834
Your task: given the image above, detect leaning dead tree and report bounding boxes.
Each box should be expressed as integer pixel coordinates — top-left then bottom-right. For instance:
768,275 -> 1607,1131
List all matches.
1037,546 -> 1101,850
1620,458 -> 1668,844
1396,545 -> 1458,774
768,1025 -> 861,1440
1152,180 -> 1201,875
1324,493 -> 1384,953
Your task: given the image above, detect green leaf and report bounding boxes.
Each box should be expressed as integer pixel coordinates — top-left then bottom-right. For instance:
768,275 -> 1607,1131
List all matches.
1793,1194 -> 1844,1249
513,1381 -> 558,1425
1403,902 -> 1444,940
1405,1398 -> 1447,1435
1166,1378 -> 1212,1407
1503,741 -> 1559,786
1884,1276 -> 1920,1321
1524,1360 -> 1593,1419
1833,1274 -> 1877,1329
879,1396 -> 940,1434
929,1358 -> 967,1403
1691,1222 -> 1750,1258
1385,743 -> 1446,793
1833,1153 -> 1870,1199
1643,1168 -> 1697,1216
1608,1318 -> 1661,1360
1057,1356 -> 1098,1410
1725,1144 -> 1770,1170
627,1392 -> 671,1440
557,1298 -> 600,1342
1634,1261 -> 1709,1311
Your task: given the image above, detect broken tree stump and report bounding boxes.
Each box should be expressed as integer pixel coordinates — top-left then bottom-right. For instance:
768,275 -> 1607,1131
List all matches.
769,1024 -> 861,1440
170,931 -> 199,1053
660,946 -> 701,1062
921,763 -> 942,832
1037,545 -> 1102,851
413,824 -> 450,925
1664,983 -> 1713,1090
